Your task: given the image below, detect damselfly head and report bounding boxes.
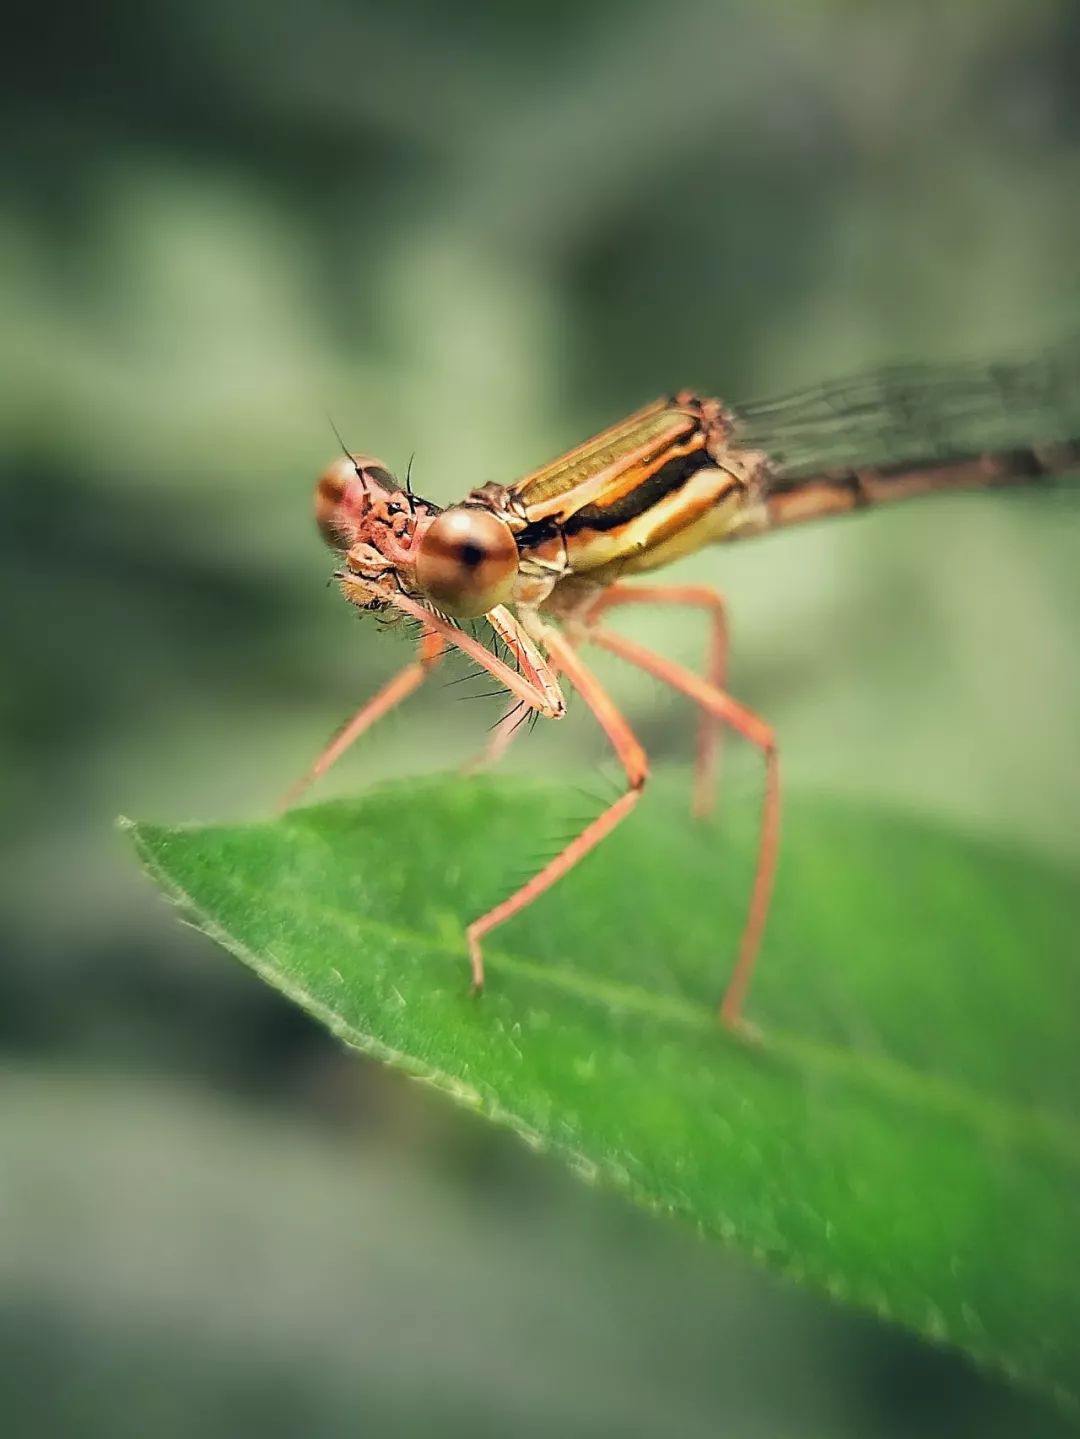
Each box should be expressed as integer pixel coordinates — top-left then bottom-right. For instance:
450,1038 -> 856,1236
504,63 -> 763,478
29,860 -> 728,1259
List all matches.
317,453 -> 416,609
316,453 -> 519,620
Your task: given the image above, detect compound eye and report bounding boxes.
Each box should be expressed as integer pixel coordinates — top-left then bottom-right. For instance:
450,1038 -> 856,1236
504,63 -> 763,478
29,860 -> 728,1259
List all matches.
315,453 -> 398,549
414,507 -> 518,618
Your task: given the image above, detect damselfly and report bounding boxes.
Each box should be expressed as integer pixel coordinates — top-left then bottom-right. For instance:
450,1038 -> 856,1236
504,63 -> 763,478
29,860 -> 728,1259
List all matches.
283,336 -> 1080,1027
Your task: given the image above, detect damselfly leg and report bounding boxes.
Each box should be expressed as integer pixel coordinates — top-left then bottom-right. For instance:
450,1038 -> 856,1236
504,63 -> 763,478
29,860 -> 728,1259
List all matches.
584,583 -> 730,819
464,614 -> 649,994
584,622 -> 779,1028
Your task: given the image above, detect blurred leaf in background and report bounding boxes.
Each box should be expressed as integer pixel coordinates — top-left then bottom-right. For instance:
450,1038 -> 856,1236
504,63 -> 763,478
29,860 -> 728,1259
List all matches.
1,0 -> 1078,1434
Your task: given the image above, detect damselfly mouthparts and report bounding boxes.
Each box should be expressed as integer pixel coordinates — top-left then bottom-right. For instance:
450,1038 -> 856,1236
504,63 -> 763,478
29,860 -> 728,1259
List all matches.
283,337 -> 1080,1027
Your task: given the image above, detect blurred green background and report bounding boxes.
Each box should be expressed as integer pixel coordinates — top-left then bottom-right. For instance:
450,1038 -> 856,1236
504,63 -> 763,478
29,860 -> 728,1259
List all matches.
2,1 -> 1079,1434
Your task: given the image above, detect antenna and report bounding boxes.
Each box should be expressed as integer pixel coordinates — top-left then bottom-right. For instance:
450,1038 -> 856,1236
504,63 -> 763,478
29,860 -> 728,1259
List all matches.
326,414 -> 365,485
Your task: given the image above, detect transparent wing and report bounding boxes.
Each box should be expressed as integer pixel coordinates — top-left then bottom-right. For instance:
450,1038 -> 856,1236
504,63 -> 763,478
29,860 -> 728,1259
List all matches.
733,332 -> 1080,483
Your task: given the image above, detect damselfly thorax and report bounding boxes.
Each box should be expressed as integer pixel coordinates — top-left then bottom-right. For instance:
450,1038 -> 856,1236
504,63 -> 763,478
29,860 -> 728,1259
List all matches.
289,341 -> 1080,1028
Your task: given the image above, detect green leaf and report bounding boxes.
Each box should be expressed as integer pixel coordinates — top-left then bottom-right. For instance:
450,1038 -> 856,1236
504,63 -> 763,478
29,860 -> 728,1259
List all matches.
125,776 -> 1080,1412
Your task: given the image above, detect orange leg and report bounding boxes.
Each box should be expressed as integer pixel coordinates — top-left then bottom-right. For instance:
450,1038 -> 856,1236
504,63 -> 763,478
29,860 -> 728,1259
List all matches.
373,590 -> 566,722
462,608 -> 571,774
466,620 -> 648,992
587,583 -> 728,818
588,626 -> 778,1028
278,628 -> 447,811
